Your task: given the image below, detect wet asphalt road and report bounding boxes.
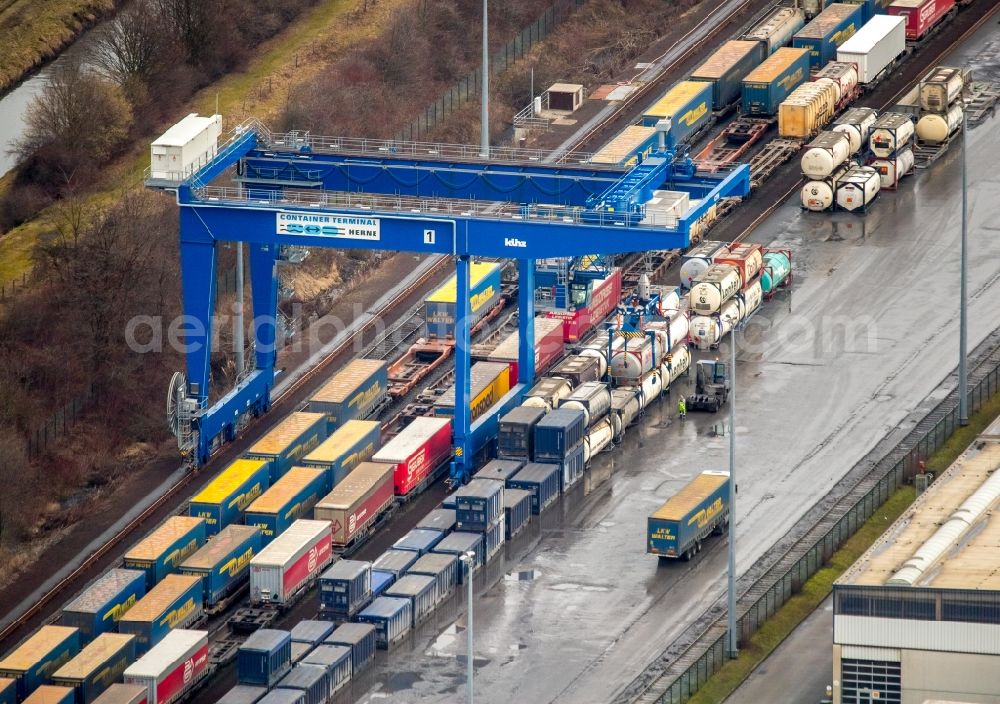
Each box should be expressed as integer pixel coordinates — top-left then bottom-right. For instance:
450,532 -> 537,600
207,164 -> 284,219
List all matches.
335,21 -> 1000,704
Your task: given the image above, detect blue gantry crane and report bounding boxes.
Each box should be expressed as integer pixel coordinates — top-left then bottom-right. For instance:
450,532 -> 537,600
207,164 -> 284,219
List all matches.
146,115 -> 749,480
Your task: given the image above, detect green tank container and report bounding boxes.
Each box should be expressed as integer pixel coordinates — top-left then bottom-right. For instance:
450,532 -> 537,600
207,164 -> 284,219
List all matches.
761,252 -> 792,294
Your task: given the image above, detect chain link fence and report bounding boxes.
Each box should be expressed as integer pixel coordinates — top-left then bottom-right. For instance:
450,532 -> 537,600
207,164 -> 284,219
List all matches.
26,384 -> 98,460
396,0 -> 587,142
639,339 -> 1000,704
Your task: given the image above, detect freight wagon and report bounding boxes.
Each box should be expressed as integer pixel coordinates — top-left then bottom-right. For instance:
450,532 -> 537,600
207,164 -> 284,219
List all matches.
244,468 -> 328,543
0,627 -> 81,701
433,362 -> 511,424
485,318 -> 565,384
188,459 -> 270,536
23,686 -> 74,704
89,684 -> 147,704
122,629 -> 208,704
249,520 -> 333,607
308,359 -> 388,432
743,6 -> 806,54
423,262 -> 503,339
647,470 -> 730,560
836,14 -> 906,84
792,3 -> 865,69
301,420 -> 380,489
178,525 -> 262,610
371,417 -> 453,497
61,570 -> 146,643
314,462 -> 394,549
123,517 -> 206,590
51,634 -> 135,704
299,646 -> 352,695
118,575 -> 203,655
318,560 -> 372,620
545,270 -> 622,344
236,630 -> 291,688
355,598 -> 412,650
323,623 -> 376,674
244,413 -> 328,483
690,40 -> 765,110
641,81 -> 714,145
589,126 -> 658,168
888,0 -> 955,39
741,47 -> 811,116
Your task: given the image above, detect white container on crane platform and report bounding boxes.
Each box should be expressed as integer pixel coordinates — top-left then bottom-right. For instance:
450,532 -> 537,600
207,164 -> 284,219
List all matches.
150,114 -> 222,182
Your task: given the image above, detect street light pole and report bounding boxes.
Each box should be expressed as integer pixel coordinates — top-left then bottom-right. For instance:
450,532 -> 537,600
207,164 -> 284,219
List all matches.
959,105 -> 969,426
480,0 -> 490,158
727,326 -> 738,658
462,551 -> 476,704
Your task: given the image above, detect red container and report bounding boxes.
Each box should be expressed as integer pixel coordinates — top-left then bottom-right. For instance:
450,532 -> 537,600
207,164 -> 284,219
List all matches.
487,318 -> 566,384
547,270 -> 623,343
248,520 -> 333,605
371,417 -> 453,496
714,243 -> 763,289
888,0 -> 954,39
123,630 -> 208,704
314,463 -> 395,547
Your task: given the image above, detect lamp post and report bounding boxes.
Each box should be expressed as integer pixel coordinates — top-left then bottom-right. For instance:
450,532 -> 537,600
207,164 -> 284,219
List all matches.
460,550 -> 476,704
959,104 -> 969,425
480,0 -> 489,158
727,321 -> 739,659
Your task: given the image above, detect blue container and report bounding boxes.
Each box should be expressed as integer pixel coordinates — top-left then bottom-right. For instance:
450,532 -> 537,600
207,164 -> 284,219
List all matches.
50,633 -> 136,704
324,623 -> 376,674
0,679 -> 15,704
497,407 -> 545,460
483,516 -> 506,563
318,561 -> 372,621
431,532 -> 485,583
423,263 -> 502,339
370,570 -> 395,597
24,688 -> 75,704
244,468 -> 329,544
640,80 -> 714,145
841,0 -> 880,22
276,665 -> 328,704
406,553 -> 458,600
741,47 -> 811,116
792,3 -> 865,69
384,575 -> 439,628
307,360 -> 388,433
548,441 -> 585,492
392,529 -> 444,557
237,630 -> 292,688
244,412 -> 329,483
689,40 -> 767,110
371,550 -> 418,578
533,408 -> 586,462
415,509 -> 456,535
217,685 -> 267,704
179,525 -> 262,608
123,517 -> 206,590
117,575 -> 203,654
61,570 -> 146,643
474,459 -> 524,484
0,627 -> 81,701
441,489 -> 460,510
302,419 -> 381,488
356,597 -> 412,650
504,489 -> 532,540
290,621 -> 336,646
188,460 -> 271,537
454,480 -> 504,533
300,646 -> 352,695
506,464 -> 561,515
255,691 -> 304,704
647,471 -> 730,559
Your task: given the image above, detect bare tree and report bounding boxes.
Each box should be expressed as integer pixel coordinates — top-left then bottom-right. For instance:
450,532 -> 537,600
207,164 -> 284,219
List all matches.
0,428 -> 32,547
90,0 -> 169,96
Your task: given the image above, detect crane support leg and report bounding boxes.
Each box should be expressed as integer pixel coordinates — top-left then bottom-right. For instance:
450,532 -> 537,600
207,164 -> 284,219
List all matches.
451,255 -> 473,484
178,233 -> 217,406
249,243 -> 280,380
518,258 -> 536,386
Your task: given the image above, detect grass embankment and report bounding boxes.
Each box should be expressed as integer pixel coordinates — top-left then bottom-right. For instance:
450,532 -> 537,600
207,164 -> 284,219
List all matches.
0,0 -> 117,93
0,0 -> 407,282
689,390 -> 1000,704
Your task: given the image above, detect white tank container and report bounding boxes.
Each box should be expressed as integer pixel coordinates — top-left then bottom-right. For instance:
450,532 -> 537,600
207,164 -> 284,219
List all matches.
836,167 -> 881,212
609,337 -> 656,380
919,66 -> 964,113
661,343 -> 691,386
522,377 -> 574,411
578,336 -> 625,378
871,148 -> 914,189
869,113 -> 915,158
609,388 -> 642,438
740,280 -> 763,317
801,131 -> 852,179
690,264 -> 741,315
645,312 -> 690,351
812,62 -> 858,104
690,298 -> 745,349
636,368 -> 664,410
679,241 -> 729,288
916,104 -> 963,144
583,418 -> 615,464
800,164 -> 849,212
656,286 -> 682,316
833,107 -> 878,154
559,381 -> 612,427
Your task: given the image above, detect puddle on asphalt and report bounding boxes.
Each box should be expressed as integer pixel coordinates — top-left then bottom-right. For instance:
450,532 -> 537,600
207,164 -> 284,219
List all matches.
549,582 -> 609,592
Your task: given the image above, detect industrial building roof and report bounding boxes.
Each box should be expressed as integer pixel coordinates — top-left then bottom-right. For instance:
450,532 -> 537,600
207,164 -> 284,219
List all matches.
837,433 -> 1000,590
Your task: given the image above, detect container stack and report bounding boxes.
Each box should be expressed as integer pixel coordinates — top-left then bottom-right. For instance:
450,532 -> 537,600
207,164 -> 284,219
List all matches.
914,65 -> 966,154
799,131 -> 855,212
687,244 -> 764,350
452,479 -> 506,563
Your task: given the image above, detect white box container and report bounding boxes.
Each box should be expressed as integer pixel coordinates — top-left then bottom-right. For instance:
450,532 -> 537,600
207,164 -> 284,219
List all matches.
836,15 -> 906,84
150,114 -> 222,181
249,519 -> 333,605
123,630 -> 208,704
